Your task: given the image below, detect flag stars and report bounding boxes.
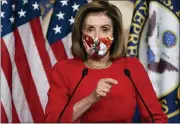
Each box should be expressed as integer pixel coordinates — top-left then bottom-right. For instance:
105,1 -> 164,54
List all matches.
9,16 -> 15,23
53,25 -> 62,34
56,11 -> 65,20
32,2 -> 39,10
72,3 -> 80,11
1,11 -> 5,18
1,0 -> 7,5
23,0 -> 28,5
18,9 -> 26,18
60,1 -> 68,7
12,4 -> 15,11
69,16 -> 75,25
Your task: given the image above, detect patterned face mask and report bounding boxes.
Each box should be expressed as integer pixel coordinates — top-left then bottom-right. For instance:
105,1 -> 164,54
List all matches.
82,34 -> 114,58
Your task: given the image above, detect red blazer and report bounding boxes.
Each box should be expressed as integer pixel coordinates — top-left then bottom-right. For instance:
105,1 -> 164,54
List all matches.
45,57 -> 168,122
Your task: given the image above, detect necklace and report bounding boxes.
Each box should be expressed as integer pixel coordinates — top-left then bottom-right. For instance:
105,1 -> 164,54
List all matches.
84,60 -> 112,69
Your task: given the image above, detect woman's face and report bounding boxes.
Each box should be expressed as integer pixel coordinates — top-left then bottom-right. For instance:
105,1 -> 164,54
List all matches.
82,12 -> 113,38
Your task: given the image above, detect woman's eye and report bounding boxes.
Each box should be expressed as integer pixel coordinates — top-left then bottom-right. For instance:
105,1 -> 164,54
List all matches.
102,28 -> 108,33
87,28 -> 93,32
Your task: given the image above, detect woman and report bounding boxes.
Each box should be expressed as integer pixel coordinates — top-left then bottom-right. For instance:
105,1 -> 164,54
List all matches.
45,0 -> 168,123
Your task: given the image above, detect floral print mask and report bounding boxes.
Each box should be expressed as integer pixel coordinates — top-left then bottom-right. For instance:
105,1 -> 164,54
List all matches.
82,34 -> 114,58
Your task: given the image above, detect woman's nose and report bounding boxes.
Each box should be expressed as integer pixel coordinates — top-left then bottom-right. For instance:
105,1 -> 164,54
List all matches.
94,31 -> 101,39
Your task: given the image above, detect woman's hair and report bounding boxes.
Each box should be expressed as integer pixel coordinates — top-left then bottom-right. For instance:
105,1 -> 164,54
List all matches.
71,0 -> 126,60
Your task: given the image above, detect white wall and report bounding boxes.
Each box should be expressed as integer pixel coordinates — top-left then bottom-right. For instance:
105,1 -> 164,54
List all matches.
109,1 -> 134,42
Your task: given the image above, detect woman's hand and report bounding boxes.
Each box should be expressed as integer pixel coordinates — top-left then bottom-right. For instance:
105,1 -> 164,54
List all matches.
89,78 -> 118,103
72,78 -> 118,122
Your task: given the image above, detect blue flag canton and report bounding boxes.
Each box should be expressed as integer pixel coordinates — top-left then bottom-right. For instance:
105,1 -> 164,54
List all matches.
47,0 -> 88,45
1,0 -> 41,38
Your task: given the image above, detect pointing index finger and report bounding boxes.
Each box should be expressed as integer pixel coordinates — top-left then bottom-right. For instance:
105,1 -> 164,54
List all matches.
104,78 -> 118,85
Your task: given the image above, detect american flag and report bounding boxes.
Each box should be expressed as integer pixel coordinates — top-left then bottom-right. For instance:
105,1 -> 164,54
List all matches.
1,0 -> 53,122
1,0 -> 88,122
46,0 -> 88,62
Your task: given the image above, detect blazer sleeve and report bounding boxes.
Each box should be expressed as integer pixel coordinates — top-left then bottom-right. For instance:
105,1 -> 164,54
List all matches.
44,63 -> 76,123
129,57 -> 168,123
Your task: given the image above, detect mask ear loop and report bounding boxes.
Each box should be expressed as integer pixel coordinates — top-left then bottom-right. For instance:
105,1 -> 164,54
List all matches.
111,36 -> 114,43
